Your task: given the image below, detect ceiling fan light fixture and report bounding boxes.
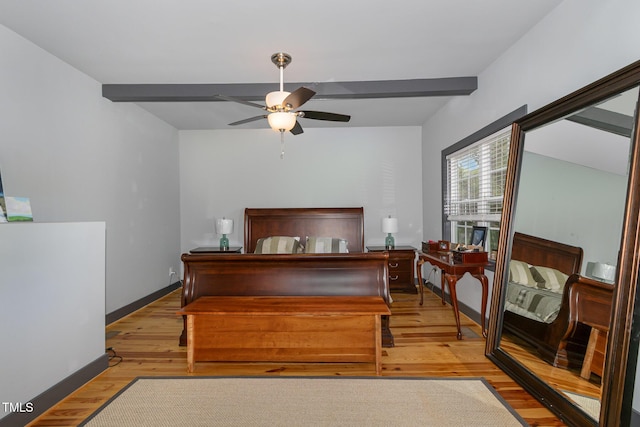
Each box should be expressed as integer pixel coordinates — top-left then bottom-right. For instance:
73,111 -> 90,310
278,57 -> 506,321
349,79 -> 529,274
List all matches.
267,112 -> 297,132
219,53 -> 349,141
265,90 -> 290,109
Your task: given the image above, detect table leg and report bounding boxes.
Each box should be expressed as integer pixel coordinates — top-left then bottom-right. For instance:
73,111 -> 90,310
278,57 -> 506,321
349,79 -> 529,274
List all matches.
472,274 -> 488,338
444,274 -> 463,339
186,315 -> 195,373
375,315 -> 382,376
417,258 -> 425,305
440,268 -> 447,306
580,328 -> 600,380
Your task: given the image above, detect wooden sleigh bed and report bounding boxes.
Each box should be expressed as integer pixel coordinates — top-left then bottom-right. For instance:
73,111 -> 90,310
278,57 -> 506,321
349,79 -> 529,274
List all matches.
180,207 -> 394,347
502,232 -> 613,370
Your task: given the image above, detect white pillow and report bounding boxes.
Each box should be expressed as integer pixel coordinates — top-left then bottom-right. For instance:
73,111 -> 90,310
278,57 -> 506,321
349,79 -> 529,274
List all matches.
530,266 -> 568,292
254,236 -> 302,254
509,259 -> 538,287
304,237 -> 349,253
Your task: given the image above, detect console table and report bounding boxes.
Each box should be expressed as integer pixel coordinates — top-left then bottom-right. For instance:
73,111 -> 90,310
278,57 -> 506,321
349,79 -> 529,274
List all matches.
177,295 -> 390,375
416,251 -> 488,339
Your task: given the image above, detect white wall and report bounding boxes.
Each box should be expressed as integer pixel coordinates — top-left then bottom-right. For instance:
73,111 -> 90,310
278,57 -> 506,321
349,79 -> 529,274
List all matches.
515,152 -> 627,271
420,0 -> 640,412
0,25 -> 182,313
0,222 -> 105,421
179,127 -> 423,254
422,0 -> 640,318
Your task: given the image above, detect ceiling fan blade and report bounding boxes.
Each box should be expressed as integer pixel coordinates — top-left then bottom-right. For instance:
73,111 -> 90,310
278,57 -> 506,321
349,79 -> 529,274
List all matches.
298,110 -> 351,122
290,120 -> 304,135
215,94 -> 267,111
228,115 -> 267,126
282,87 -> 316,110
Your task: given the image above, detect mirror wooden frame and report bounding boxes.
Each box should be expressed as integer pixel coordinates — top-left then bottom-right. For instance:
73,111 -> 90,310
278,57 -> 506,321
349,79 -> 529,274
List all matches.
486,60 -> 640,427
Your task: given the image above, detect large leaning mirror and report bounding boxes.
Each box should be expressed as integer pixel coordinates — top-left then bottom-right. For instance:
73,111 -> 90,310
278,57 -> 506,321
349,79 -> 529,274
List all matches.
487,60 -> 640,427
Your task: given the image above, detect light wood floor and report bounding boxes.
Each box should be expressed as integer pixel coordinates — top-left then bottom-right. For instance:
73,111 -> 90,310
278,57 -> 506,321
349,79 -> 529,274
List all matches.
28,288 -> 568,426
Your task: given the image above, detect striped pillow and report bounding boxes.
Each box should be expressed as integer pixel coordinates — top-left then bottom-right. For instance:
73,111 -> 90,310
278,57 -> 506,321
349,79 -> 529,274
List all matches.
530,266 -> 568,292
304,236 -> 349,253
509,259 -> 538,287
254,236 -> 302,254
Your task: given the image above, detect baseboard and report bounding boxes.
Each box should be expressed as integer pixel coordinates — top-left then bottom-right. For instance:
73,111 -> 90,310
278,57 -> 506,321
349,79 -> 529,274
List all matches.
106,281 -> 182,325
631,409 -> 640,426
0,354 -> 108,427
0,283 -> 183,425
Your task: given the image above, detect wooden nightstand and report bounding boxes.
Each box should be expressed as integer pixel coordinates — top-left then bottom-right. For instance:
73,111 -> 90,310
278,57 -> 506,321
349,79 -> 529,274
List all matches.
367,246 -> 417,293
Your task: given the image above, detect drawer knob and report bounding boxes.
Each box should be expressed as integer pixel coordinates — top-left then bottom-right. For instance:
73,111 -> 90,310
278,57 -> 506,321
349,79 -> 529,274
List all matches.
390,275 -> 399,280
389,262 -> 399,268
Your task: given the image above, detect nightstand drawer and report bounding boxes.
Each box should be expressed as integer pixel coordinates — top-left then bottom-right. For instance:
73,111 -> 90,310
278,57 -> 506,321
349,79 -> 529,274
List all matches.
366,246 -> 417,294
389,270 -> 412,283
388,259 -> 412,273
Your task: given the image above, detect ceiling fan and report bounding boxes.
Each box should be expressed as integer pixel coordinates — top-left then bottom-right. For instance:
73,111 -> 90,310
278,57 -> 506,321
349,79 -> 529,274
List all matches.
216,53 -> 351,135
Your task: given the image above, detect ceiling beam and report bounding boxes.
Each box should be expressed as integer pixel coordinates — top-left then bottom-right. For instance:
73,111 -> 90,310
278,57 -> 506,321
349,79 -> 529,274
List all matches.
566,106 -> 634,138
102,77 -> 477,102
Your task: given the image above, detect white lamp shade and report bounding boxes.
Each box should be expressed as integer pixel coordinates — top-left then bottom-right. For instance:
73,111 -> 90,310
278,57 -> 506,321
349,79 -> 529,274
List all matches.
591,262 -> 616,282
265,90 -> 290,108
215,218 -> 233,235
382,217 -> 398,234
268,112 -> 297,132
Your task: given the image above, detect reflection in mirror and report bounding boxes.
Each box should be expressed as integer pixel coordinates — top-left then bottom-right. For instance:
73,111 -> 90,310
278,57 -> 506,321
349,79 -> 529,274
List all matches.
497,86 -> 638,423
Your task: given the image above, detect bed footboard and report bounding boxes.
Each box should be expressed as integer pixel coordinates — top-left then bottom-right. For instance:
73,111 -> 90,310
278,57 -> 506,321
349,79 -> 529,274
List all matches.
542,274 -> 613,369
179,252 -> 393,347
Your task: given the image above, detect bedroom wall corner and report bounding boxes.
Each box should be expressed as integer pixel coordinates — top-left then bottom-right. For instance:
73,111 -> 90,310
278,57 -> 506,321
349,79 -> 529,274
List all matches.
0,24 -> 182,314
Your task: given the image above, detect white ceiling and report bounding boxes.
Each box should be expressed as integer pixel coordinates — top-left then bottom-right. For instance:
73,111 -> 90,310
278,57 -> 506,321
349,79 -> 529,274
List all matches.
525,87 -> 639,176
0,0 -> 564,130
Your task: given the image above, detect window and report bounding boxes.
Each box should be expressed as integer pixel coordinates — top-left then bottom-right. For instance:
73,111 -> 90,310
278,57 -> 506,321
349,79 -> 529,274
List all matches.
445,129 -> 510,252
441,106 -> 527,258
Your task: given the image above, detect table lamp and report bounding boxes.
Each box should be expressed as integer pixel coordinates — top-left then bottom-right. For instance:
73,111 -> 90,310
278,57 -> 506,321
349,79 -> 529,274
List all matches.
382,216 -> 398,249
215,217 -> 233,250
589,261 -> 616,283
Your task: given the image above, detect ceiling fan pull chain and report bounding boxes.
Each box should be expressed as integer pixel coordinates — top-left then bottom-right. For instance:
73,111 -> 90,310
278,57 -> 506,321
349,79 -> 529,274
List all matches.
280,130 -> 285,159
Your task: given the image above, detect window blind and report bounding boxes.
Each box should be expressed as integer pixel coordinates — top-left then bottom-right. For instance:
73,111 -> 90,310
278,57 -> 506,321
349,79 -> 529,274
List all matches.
445,129 -> 510,222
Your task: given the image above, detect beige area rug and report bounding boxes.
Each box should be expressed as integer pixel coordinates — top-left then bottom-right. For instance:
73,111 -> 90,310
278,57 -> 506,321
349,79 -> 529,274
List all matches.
80,376 -> 527,426
562,390 -> 601,421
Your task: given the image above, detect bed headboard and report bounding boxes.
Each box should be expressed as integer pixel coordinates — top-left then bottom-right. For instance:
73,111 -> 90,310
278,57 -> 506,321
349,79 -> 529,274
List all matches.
511,232 -> 583,275
244,207 -> 365,253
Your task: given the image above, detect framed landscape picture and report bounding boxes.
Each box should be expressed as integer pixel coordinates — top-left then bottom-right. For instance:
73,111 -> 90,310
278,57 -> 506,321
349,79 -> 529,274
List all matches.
5,196 -> 33,222
0,170 -> 5,222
